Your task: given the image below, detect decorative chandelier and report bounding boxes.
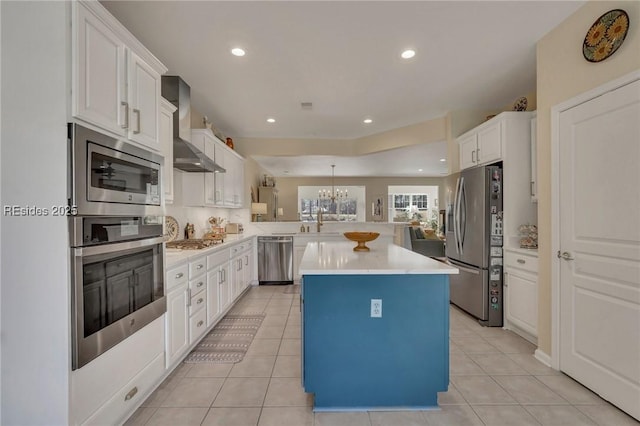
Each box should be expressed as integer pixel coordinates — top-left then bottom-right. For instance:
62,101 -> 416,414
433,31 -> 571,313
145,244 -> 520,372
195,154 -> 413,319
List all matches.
319,165 -> 347,202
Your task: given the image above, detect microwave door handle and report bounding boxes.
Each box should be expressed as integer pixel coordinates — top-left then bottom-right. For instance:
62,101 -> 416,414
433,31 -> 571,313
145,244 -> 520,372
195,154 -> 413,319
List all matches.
77,236 -> 165,257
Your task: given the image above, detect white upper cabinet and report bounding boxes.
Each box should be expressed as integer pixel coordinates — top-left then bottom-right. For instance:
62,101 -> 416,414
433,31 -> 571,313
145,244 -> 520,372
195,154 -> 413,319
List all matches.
72,3 -> 127,137
128,51 -> 161,149
182,129 -> 245,208
160,98 -> 176,204
72,1 -> 166,151
457,112 -> 531,170
476,121 -> 502,165
459,133 -> 478,170
458,120 -> 503,169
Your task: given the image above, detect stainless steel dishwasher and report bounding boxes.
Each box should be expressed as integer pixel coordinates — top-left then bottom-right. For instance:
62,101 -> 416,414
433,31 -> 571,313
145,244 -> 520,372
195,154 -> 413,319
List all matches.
257,236 -> 294,284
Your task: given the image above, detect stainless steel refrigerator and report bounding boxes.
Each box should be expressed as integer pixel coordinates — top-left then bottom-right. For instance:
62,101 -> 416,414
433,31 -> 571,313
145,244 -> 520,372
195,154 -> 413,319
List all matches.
258,186 -> 279,222
445,165 -> 504,326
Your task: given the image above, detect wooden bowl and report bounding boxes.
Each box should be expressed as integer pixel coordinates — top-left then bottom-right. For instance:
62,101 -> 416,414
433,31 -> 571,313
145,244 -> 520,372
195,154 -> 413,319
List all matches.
343,232 -> 380,252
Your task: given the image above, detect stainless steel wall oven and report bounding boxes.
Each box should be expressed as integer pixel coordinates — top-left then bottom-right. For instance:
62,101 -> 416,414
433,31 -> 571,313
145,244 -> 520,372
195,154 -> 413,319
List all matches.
68,123 -> 167,369
70,216 -> 165,369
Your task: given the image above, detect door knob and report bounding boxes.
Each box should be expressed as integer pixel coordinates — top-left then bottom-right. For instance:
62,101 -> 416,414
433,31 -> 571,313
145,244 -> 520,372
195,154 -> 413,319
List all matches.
557,251 -> 575,260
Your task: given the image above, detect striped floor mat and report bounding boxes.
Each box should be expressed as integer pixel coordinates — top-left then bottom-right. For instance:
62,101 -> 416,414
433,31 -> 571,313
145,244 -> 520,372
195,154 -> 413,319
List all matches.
183,312 -> 265,364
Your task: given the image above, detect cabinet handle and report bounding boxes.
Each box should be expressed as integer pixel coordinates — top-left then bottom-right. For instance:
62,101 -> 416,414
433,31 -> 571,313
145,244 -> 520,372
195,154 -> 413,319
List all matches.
175,272 -> 184,279
476,148 -> 480,161
197,320 -> 204,327
124,386 -> 138,401
186,289 -> 192,306
196,281 -> 204,288
245,256 -> 248,266
121,101 -> 129,129
517,259 -> 526,264
133,108 -> 141,134
471,150 -> 476,163
197,297 -> 204,304
197,264 -> 204,270
531,181 -> 535,196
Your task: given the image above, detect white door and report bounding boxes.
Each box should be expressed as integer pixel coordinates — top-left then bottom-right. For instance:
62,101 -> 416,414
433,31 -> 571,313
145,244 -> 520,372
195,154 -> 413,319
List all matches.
559,78 -> 640,420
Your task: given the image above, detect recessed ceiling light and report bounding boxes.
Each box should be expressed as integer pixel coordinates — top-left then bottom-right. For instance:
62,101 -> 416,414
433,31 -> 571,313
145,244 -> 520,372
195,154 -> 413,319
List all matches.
231,47 -> 245,57
267,118 -> 276,123
363,118 -> 373,124
440,158 -> 446,162
401,49 -> 416,59
418,169 -> 423,172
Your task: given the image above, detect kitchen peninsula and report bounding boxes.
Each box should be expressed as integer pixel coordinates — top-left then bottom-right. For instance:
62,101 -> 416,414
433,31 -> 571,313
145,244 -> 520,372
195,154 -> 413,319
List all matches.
299,241 -> 458,410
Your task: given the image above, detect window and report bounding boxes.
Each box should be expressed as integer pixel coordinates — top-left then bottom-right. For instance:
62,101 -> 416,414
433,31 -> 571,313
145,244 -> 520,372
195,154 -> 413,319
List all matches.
298,186 -> 365,222
387,185 -> 439,225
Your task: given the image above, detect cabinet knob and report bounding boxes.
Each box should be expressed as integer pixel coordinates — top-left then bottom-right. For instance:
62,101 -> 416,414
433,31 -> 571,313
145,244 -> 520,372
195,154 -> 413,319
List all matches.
175,272 -> 184,279
197,320 -> 204,327
197,264 -> 204,270
517,259 -> 526,264
197,298 -> 204,304
197,281 -> 204,288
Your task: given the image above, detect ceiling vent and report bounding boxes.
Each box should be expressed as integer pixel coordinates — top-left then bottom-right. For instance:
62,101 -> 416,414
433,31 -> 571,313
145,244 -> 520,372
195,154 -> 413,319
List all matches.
301,102 -> 313,110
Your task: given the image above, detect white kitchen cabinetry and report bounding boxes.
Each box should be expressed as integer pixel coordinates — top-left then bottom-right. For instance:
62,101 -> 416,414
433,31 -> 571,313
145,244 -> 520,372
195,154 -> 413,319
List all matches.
160,98 -> 177,203
181,129 -> 217,207
188,256 -> 208,344
230,241 -> 253,299
207,249 -> 229,326
504,249 -> 538,343
165,263 -> 189,368
72,1 -> 166,151
182,129 -> 245,208
71,318 -> 165,426
458,112 -> 536,247
213,143 -> 226,205
222,150 -> 246,208
458,121 -> 502,168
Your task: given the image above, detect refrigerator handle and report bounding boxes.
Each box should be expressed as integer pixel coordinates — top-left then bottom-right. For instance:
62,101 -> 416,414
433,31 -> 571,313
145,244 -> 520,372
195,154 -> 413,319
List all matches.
459,177 -> 467,254
453,177 -> 461,255
455,177 -> 464,255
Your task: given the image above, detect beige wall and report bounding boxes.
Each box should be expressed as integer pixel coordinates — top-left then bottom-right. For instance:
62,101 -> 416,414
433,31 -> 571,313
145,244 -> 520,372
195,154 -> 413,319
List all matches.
260,176 -> 445,222
536,1 -> 640,355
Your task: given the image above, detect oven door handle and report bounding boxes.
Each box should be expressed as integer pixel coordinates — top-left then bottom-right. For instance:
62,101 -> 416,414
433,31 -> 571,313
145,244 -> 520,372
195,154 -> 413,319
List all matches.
73,236 -> 166,257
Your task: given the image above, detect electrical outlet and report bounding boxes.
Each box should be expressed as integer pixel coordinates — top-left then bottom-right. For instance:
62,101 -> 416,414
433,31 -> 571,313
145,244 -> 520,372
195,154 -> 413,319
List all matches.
370,299 -> 382,318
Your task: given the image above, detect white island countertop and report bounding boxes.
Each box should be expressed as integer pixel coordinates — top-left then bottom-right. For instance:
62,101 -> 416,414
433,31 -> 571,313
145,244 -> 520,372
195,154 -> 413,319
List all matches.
299,241 -> 459,275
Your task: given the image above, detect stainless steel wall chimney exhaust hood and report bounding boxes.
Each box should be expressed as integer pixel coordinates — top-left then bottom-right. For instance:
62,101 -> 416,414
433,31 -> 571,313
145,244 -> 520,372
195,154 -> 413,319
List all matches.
161,76 -> 226,173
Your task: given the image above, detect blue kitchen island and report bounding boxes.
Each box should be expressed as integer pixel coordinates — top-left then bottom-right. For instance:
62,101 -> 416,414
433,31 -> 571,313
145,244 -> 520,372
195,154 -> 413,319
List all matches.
299,241 -> 458,411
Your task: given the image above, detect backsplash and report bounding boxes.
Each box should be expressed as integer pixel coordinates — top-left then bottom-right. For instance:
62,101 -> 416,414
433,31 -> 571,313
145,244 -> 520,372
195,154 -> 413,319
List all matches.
166,169 -> 251,238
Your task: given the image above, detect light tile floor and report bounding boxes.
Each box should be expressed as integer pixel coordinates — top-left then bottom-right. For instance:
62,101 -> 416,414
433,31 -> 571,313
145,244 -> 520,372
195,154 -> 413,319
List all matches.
126,285 -> 639,426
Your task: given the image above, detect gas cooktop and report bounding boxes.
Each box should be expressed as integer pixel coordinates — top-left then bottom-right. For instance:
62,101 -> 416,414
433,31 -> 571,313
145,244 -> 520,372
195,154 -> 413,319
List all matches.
166,239 -> 221,250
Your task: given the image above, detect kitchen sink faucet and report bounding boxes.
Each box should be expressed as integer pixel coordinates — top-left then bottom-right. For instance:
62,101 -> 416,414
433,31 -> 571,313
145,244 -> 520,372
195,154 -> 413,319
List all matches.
317,209 -> 323,232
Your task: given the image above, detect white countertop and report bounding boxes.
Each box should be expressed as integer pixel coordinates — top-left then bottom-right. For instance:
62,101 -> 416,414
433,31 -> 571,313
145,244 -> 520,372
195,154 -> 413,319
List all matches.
299,241 -> 459,275
164,233 -> 256,268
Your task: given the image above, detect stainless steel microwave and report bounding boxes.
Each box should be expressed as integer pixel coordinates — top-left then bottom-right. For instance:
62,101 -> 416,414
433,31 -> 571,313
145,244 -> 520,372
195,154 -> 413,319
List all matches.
69,123 -> 164,216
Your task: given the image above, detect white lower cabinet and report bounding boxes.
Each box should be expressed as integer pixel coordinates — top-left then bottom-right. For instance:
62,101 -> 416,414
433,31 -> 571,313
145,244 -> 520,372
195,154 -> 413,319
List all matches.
504,249 -> 538,343
165,264 -> 189,368
70,317 -> 164,425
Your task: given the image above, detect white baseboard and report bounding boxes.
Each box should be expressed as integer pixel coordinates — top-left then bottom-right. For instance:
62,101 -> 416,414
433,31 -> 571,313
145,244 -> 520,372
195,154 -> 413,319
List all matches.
534,349 -> 552,367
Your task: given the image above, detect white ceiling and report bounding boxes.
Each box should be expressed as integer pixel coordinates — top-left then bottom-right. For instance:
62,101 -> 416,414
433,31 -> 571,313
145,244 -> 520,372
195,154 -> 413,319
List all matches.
102,1 -> 584,176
